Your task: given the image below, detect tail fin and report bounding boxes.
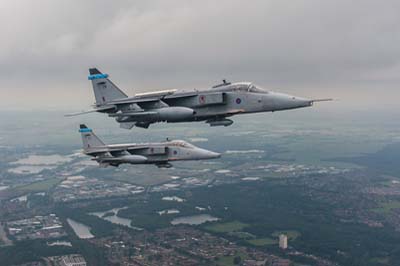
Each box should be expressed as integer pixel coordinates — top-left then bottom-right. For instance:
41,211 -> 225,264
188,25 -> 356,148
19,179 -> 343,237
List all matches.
79,124 -> 105,150
88,68 -> 128,105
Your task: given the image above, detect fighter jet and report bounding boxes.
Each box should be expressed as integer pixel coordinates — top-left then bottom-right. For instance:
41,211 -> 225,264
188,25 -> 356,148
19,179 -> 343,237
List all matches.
68,68 -> 331,129
79,124 -> 220,168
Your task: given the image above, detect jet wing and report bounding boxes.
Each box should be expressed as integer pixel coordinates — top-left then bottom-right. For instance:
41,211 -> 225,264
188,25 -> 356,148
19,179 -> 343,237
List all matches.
108,97 -> 162,105
73,91 -> 199,110
111,146 -> 148,152
107,146 -> 166,155
84,149 -> 109,156
86,145 -> 151,157
108,147 -> 151,156
106,145 -> 147,151
108,111 -> 158,118
164,91 -> 200,99
65,105 -> 117,117
107,91 -> 199,105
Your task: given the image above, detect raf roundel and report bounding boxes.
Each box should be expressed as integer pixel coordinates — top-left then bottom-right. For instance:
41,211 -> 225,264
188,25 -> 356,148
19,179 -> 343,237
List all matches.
199,95 -> 206,104
236,98 -> 242,104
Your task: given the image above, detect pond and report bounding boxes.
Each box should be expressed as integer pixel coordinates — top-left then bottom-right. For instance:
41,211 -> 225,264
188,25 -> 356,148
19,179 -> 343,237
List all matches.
67,218 -> 94,239
90,207 -> 141,230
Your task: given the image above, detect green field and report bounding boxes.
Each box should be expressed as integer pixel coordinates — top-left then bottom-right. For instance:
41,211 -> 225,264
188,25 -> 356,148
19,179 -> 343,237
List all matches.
14,178 -> 62,193
246,237 -> 277,246
112,173 -> 171,186
373,201 -> 400,214
370,257 -> 390,265
227,231 -> 255,240
205,221 -> 248,233
273,133 -> 386,166
245,230 -> 299,246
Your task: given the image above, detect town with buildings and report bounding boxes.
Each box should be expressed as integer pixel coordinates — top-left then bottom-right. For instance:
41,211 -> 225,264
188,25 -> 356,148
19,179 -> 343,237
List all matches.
0,127 -> 399,265
6,214 -> 66,241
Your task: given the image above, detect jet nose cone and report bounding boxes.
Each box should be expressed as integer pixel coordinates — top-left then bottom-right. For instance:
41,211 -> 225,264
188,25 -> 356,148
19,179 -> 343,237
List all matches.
273,93 -> 312,110
211,152 -> 221,159
198,149 -> 221,159
205,151 -> 221,159
291,96 -> 312,107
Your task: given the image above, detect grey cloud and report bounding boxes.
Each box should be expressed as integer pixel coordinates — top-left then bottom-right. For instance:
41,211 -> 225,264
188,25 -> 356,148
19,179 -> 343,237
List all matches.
0,0 -> 399,109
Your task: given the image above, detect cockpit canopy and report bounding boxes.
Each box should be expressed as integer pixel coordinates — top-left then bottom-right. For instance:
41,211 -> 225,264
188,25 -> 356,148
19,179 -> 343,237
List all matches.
211,81 -> 269,94
170,140 -> 195,149
247,84 -> 269,93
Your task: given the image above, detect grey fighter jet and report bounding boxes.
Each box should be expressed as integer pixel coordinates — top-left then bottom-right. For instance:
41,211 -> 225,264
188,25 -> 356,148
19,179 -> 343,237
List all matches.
79,124 -> 220,168
68,68 -> 331,129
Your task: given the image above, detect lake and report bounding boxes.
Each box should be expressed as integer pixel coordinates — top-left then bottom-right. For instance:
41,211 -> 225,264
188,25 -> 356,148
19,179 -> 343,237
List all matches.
67,218 -> 94,239
90,207 -> 140,229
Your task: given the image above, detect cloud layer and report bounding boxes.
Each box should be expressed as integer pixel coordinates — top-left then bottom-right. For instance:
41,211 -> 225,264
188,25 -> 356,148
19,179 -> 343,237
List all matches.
1,0 -> 399,109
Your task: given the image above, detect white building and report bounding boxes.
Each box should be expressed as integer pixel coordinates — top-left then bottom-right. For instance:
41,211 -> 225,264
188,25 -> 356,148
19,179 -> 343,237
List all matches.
60,254 -> 87,266
279,234 -> 288,249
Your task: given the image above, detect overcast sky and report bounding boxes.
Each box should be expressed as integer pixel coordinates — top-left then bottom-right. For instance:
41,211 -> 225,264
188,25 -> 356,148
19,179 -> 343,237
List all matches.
0,0 -> 399,111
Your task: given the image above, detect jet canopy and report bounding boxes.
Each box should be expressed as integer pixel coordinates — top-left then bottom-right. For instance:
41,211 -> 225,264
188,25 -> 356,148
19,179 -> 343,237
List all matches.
224,82 -> 269,93
170,140 -> 196,149
247,83 -> 269,93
